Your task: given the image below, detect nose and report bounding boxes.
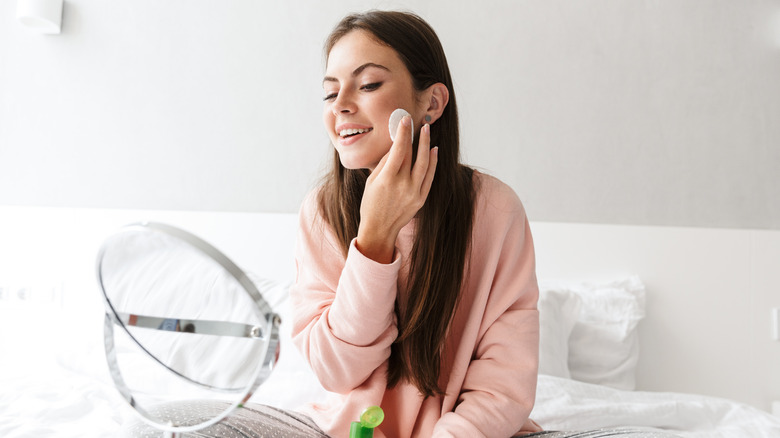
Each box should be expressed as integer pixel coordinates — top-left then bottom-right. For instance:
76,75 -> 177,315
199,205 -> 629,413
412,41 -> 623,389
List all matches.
332,90 -> 357,115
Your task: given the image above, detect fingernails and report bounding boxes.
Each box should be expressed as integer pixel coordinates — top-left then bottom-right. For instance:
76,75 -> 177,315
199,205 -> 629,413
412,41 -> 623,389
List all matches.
402,115 -> 411,126
423,123 -> 430,134
433,146 -> 439,156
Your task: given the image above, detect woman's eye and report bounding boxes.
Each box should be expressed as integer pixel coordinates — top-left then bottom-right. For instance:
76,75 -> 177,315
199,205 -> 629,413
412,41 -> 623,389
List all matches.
323,82 -> 381,101
360,82 -> 382,92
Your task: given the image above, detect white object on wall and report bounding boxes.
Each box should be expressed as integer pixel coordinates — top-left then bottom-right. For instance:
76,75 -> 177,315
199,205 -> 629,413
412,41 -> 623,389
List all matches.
16,0 -> 63,34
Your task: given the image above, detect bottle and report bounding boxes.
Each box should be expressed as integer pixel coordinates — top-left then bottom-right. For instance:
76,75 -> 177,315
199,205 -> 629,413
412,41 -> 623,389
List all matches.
349,406 -> 384,438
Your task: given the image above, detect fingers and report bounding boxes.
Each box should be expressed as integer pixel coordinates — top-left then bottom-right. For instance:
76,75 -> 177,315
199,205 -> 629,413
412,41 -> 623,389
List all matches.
419,146 -> 438,200
369,148 -> 391,181
412,123 -> 438,202
384,115 -> 413,174
411,123 -> 431,186
372,117 -> 437,206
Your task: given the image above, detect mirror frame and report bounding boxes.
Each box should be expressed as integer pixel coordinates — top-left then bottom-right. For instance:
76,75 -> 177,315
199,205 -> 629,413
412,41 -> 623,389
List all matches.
96,222 -> 281,433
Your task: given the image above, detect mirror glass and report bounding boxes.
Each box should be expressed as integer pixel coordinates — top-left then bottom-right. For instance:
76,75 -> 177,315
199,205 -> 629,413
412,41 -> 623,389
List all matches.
96,222 -> 280,433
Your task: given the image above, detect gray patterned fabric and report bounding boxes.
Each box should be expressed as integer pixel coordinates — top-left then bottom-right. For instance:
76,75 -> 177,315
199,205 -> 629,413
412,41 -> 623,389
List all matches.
120,401 -> 329,438
517,429 -> 681,438
121,401 -> 682,438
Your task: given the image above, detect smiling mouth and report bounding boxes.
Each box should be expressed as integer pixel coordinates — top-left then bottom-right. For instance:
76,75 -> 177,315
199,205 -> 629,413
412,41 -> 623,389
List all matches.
339,128 -> 373,138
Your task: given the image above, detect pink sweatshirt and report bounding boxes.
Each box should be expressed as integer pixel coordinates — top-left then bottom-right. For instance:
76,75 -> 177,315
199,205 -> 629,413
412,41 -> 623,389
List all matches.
290,172 -> 542,438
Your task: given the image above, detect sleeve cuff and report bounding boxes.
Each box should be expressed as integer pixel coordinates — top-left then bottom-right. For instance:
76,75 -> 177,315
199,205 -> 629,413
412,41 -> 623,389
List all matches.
349,237 -> 402,270
326,238 -> 402,345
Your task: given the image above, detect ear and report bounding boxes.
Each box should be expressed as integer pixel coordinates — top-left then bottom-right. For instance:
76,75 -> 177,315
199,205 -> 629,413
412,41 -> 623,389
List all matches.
421,83 -> 449,124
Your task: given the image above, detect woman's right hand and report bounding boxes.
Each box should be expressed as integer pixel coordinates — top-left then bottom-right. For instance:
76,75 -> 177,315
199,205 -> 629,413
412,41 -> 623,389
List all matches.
355,116 -> 438,264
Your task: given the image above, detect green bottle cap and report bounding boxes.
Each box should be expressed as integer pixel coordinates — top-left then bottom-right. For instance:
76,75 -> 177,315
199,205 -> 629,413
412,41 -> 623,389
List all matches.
360,406 -> 384,428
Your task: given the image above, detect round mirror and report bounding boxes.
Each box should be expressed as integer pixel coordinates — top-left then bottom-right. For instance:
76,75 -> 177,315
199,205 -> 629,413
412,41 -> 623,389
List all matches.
96,222 -> 280,434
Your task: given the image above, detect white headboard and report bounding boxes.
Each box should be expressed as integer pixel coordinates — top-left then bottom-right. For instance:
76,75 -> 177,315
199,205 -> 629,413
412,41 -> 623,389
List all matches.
1,206 -> 778,412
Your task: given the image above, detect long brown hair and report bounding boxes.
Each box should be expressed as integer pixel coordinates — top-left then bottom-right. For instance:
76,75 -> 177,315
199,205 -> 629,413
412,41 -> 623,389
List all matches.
318,10 -> 475,397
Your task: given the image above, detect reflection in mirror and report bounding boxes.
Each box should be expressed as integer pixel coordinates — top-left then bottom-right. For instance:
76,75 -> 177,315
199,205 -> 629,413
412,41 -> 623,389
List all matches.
96,222 -> 280,434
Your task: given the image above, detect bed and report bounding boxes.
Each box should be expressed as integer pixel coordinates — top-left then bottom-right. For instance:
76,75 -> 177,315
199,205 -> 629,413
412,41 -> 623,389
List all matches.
0,206 -> 779,437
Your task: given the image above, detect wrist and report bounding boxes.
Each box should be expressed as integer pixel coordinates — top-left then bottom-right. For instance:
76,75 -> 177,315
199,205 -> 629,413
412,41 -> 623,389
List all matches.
355,228 -> 397,264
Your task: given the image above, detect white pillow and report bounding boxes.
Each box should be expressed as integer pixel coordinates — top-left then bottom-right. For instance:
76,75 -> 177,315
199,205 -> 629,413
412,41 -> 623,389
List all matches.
539,276 -> 646,390
537,288 -> 582,379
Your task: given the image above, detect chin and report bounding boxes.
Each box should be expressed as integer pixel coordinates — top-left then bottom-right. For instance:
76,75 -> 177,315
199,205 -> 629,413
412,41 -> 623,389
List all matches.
335,146 -> 383,171
338,156 -> 374,170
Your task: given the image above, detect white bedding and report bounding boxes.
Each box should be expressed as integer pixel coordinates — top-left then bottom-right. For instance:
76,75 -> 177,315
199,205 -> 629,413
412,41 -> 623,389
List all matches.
3,372 -> 780,437
531,375 -> 780,438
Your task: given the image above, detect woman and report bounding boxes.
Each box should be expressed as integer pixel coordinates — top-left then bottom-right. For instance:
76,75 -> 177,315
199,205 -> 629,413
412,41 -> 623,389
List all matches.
290,10 -> 541,438
121,9 -> 541,438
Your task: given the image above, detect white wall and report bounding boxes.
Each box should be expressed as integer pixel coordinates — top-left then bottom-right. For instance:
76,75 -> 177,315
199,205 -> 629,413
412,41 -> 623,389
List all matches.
1,0 -> 779,229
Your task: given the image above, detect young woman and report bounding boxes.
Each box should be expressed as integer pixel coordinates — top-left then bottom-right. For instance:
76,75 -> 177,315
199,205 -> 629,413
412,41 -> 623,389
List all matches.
290,10 -> 542,438
120,10 -> 539,438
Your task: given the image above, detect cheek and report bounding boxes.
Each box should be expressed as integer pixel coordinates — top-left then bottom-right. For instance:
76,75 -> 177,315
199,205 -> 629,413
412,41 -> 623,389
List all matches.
323,109 -> 336,140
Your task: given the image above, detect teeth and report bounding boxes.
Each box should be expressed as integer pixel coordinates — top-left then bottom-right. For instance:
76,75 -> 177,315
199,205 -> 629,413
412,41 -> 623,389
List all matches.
339,128 -> 372,137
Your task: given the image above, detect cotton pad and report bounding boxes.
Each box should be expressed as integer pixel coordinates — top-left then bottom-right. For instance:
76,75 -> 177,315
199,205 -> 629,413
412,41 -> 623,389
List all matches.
389,108 -> 413,142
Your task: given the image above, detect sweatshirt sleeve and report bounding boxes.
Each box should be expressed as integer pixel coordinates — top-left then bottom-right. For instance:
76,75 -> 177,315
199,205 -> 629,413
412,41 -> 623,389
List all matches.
289,192 -> 400,394
433,186 -> 540,437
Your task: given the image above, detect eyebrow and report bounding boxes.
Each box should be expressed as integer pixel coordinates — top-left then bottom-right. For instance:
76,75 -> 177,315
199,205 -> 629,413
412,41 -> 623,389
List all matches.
322,62 -> 390,84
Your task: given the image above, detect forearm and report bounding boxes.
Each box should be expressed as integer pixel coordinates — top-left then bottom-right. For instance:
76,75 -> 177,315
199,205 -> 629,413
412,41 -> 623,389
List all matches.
291,239 -> 400,393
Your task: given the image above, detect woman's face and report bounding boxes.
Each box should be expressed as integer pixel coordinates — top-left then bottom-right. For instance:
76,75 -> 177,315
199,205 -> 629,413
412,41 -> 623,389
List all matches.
323,30 -> 423,170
